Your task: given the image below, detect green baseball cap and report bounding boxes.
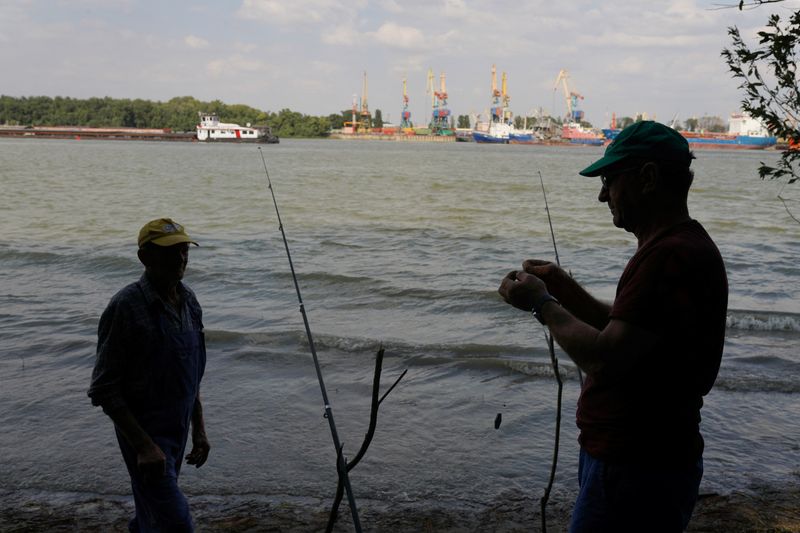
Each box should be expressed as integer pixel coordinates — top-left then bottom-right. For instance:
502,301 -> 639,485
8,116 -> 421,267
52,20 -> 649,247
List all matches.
579,120 -> 694,177
137,218 -> 198,248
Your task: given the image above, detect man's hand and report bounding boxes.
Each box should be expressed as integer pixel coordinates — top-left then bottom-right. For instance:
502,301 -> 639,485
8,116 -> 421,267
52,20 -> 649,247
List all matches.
185,432 -> 210,468
498,270 -> 549,312
522,260 -> 571,295
137,442 -> 167,483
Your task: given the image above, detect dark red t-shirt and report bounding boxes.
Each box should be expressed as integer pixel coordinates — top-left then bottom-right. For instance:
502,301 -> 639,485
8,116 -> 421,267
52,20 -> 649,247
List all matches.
576,220 -> 728,463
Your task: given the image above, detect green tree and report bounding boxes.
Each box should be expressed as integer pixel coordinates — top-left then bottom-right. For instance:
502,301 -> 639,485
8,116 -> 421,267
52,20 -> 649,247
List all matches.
722,1 -> 799,187
328,113 -> 344,130
617,116 -> 635,129
373,109 -> 383,128
683,117 -> 699,132
457,114 -> 470,128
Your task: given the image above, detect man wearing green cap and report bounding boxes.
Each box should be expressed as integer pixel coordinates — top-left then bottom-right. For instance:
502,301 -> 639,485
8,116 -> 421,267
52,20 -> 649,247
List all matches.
89,218 -> 210,532
499,121 -> 728,531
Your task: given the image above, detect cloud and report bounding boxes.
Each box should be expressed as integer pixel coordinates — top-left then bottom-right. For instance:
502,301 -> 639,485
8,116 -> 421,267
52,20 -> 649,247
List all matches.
321,24 -> 357,45
379,0 -> 404,14
581,31 -> 710,48
184,35 -> 209,49
207,55 -> 270,78
390,55 -> 427,76
367,22 -> 425,49
236,0 -> 351,25
311,60 -> 340,74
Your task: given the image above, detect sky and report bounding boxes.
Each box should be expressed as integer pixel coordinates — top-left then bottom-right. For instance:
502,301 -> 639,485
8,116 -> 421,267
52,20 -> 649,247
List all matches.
2,0 -> 798,127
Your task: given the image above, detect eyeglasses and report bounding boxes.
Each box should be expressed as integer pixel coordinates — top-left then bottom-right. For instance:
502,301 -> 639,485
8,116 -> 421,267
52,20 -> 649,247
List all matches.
600,165 -> 641,188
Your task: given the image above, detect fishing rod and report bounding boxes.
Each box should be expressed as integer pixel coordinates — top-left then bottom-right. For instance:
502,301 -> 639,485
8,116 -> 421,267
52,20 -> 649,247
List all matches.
536,170 -> 569,533
258,147 -> 363,532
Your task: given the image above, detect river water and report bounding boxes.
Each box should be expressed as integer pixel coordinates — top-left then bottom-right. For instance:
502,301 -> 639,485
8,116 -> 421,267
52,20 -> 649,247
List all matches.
1,138 -> 798,526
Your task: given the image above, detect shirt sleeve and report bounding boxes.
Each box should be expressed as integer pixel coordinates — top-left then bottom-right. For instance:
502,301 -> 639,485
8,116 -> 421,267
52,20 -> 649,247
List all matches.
87,295 -> 130,413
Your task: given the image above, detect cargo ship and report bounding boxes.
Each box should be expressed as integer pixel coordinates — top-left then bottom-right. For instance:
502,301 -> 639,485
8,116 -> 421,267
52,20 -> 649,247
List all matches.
472,121 -> 511,143
508,130 -> 540,144
196,113 -> 278,143
561,122 -> 605,145
601,114 -> 776,150
680,113 -> 776,149
0,125 -> 195,141
679,131 -> 776,149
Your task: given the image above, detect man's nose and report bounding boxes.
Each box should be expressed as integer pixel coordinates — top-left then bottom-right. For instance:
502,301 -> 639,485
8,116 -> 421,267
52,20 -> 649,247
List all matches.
598,185 -> 609,202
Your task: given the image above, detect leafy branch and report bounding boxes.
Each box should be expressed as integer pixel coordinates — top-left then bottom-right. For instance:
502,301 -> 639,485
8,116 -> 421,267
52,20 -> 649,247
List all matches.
722,4 -> 800,221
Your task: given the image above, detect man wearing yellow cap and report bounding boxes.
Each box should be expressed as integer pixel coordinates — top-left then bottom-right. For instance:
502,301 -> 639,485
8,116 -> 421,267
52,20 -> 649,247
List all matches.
499,122 -> 728,532
89,218 -> 209,532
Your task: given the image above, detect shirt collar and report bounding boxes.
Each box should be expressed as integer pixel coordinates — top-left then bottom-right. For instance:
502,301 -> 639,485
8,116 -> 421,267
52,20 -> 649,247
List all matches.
138,272 -> 188,310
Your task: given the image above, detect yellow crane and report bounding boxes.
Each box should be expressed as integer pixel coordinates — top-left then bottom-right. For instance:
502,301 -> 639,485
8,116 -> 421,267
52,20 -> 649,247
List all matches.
360,71 -> 371,132
553,69 -> 584,123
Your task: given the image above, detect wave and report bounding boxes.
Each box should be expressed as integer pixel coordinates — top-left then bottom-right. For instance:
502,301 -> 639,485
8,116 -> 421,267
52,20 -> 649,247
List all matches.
0,243 -> 137,273
205,328 -> 799,393
727,309 -> 800,332
713,375 -> 800,394
205,328 -> 577,379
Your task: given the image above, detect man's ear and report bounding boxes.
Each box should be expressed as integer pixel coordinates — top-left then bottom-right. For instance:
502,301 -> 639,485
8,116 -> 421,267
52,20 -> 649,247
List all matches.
137,247 -> 150,267
640,162 -> 659,195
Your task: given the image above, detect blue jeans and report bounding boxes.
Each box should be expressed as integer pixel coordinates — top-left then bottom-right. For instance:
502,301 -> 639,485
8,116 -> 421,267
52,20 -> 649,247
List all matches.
569,448 -> 703,533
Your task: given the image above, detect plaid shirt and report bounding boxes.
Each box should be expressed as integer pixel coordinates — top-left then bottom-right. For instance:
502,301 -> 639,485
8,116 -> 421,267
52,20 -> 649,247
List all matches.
88,273 -> 203,413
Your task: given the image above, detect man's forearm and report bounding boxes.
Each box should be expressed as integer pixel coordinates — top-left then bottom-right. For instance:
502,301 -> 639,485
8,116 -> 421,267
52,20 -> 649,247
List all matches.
555,280 -> 612,331
106,407 -> 157,453
191,395 -> 206,438
540,300 -> 606,376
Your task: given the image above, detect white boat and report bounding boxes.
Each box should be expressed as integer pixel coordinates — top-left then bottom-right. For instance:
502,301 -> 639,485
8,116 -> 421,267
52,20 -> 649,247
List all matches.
472,121 -> 512,143
196,113 -> 278,143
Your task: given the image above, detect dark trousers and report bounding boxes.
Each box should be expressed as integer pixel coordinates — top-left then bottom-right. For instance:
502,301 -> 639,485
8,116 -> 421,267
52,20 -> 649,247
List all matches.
569,448 -> 703,533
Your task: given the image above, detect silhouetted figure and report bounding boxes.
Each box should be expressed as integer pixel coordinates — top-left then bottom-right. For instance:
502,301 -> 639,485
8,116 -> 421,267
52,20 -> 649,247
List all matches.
89,218 -> 209,532
499,122 -> 728,532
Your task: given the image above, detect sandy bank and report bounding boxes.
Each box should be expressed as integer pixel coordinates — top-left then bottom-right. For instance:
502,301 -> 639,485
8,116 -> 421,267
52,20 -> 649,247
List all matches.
1,482 -> 799,532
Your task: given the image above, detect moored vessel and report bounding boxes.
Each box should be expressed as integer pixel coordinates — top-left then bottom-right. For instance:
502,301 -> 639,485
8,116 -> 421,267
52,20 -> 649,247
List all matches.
472,121 -> 511,143
196,113 -> 278,143
561,122 -> 605,145
680,113 -> 776,149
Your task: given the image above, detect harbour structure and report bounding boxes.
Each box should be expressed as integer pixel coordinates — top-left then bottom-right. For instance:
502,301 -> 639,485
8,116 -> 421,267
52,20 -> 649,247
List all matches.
427,69 -> 453,135
400,77 -> 413,133
342,94 -> 360,134
553,69 -> 604,145
359,71 -> 372,133
472,65 -> 513,143
341,72 -> 373,134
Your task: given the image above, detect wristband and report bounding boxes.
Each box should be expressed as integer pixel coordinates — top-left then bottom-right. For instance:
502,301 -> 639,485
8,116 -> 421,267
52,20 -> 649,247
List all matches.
531,293 -> 560,325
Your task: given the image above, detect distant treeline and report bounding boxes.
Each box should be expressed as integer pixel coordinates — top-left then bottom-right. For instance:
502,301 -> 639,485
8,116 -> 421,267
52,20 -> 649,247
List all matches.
0,95 -> 336,138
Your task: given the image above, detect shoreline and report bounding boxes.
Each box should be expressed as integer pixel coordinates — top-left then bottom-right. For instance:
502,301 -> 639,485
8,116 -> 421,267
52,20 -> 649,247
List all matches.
2,482 -> 798,532
0,127 -> 783,149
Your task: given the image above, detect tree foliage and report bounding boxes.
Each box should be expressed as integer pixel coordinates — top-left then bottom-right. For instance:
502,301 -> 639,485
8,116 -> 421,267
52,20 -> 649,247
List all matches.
0,95 -> 332,137
617,116 -> 635,129
722,5 -> 800,186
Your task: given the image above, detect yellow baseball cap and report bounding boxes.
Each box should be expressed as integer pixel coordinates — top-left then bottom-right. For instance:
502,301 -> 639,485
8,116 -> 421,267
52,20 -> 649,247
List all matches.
137,218 -> 198,248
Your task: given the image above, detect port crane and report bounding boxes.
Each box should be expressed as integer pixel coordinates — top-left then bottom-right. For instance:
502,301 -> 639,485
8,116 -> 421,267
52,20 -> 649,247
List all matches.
489,65 -> 512,124
553,69 -> 585,123
427,68 -> 452,135
400,77 -> 412,131
359,71 -> 371,132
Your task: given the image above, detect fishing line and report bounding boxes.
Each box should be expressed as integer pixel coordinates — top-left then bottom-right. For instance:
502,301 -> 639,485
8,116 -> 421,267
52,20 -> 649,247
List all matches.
536,170 -> 583,533
258,147 -> 363,532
